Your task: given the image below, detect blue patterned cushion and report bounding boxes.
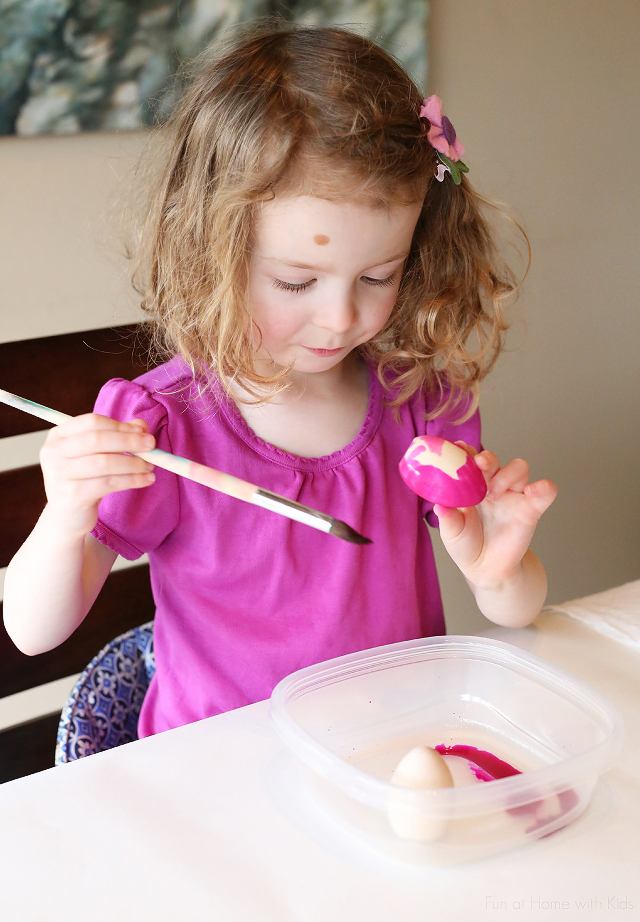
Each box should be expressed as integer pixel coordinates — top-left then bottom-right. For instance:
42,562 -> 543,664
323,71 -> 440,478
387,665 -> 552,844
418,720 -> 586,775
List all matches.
55,622 -> 155,764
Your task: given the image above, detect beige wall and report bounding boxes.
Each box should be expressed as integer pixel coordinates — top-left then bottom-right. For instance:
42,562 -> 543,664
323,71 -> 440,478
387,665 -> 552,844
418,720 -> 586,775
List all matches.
428,0 -> 640,631
1,1 -> 639,642
0,130 -> 146,342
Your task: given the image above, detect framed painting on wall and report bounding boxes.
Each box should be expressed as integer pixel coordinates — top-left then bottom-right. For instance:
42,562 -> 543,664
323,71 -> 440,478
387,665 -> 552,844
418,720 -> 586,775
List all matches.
0,0 -> 428,137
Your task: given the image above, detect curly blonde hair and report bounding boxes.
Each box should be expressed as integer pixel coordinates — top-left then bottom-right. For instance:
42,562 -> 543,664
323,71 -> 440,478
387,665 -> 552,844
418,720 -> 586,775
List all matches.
133,20 -> 526,419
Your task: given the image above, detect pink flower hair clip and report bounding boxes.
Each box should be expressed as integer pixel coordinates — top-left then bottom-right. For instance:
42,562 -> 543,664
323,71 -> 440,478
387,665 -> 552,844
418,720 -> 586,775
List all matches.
419,95 -> 469,185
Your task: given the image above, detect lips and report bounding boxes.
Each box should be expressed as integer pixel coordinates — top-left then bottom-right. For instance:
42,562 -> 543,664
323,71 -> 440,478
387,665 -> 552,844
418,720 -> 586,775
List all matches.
303,346 -> 344,356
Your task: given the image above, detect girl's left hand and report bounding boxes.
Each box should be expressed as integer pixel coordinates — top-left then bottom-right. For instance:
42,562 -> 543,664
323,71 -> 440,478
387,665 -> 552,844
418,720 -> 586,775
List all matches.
434,445 -> 558,591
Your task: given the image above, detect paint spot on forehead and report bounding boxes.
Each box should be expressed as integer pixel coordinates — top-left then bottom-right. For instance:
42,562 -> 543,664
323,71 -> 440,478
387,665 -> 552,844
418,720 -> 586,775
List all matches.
313,234 -> 330,246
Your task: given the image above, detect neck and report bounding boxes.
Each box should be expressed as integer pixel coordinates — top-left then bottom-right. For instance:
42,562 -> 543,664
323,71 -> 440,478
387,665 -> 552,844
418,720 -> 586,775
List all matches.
227,352 -> 371,458
231,351 -> 364,406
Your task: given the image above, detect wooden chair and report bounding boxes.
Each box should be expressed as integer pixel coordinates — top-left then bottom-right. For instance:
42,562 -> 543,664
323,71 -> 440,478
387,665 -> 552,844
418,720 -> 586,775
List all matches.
0,325 -> 156,783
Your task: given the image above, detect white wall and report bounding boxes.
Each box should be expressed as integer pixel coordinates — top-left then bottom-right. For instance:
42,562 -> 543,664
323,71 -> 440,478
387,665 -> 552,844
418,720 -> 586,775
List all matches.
1,0 -> 638,646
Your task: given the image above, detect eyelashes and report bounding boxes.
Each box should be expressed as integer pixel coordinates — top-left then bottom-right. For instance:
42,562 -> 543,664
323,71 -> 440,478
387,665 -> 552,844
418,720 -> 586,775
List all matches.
363,273 -> 398,288
272,272 -> 398,293
272,278 -> 313,293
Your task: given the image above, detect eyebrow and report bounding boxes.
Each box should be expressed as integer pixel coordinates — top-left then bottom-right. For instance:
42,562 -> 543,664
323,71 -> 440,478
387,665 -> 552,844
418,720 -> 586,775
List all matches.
262,252 -> 409,270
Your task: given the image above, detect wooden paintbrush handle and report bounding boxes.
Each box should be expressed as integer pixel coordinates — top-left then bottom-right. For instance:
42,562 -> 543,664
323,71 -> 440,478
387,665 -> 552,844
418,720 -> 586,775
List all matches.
137,448 -> 257,503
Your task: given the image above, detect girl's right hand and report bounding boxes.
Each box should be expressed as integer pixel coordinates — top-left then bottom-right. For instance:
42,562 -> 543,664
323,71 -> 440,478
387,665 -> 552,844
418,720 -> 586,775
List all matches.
39,414 -> 156,539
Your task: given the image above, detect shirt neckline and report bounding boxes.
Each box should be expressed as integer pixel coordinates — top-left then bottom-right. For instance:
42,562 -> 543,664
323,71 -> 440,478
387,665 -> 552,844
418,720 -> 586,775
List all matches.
214,359 -> 384,472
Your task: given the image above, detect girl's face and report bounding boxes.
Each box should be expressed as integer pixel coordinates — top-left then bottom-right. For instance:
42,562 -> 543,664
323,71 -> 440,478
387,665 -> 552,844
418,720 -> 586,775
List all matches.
246,195 -> 422,378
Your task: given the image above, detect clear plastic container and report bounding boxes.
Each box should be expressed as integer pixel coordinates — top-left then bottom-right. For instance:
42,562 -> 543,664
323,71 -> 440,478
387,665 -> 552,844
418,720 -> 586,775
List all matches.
270,636 -> 623,865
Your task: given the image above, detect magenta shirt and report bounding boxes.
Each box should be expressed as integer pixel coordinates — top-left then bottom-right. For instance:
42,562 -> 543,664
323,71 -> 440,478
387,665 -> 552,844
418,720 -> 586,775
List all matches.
92,357 -> 481,736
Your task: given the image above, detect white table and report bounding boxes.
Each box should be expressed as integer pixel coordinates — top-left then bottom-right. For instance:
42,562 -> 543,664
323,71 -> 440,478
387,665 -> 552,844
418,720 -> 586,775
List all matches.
0,604 -> 638,922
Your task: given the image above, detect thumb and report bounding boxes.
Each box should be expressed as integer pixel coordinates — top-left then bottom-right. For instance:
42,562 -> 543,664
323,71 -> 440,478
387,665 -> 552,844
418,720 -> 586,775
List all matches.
433,504 -> 467,542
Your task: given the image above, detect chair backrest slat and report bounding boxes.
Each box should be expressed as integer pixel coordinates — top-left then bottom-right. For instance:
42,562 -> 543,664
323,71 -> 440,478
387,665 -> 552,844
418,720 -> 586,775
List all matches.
0,466 -> 47,568
0,565 -> 155,698
0,713 -> 61,783
0,324 -> 150,438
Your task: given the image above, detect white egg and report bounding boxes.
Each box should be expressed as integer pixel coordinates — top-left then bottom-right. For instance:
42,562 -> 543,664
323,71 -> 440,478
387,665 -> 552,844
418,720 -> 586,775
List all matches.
390,746 -> 454,789
387,746 -> 454,842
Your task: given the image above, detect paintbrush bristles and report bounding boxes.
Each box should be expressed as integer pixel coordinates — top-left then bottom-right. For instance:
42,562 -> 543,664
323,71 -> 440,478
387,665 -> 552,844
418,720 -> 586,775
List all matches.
328,520 -> 372,545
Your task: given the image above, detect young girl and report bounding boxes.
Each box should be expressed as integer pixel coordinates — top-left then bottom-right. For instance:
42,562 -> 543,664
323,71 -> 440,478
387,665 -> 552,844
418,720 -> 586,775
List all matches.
4,23 -> 557,738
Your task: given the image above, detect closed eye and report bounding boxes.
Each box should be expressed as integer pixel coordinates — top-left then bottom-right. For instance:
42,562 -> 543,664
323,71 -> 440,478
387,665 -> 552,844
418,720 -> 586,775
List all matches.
272,278 -> 315,293
272,271 -> 398,293
362,271 -> 398,287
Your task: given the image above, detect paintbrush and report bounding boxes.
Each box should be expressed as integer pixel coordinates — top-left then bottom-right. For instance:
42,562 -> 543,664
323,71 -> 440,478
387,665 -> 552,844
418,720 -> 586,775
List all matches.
0,388 -> 371,545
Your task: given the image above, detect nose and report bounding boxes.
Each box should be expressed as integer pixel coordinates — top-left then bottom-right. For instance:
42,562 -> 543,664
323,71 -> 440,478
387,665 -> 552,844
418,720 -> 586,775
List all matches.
313,286 -> 357,334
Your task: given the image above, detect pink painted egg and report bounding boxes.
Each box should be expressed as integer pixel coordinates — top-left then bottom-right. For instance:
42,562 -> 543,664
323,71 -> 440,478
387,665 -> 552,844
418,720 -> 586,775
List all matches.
399,435 -> 487,507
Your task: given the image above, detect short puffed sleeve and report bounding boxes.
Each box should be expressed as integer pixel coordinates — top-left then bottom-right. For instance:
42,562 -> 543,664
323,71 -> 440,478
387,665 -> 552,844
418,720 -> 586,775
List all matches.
90,378 -> 180,560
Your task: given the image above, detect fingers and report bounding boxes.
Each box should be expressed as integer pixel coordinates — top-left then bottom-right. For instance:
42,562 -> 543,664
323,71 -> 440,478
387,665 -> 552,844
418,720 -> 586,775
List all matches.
43,416 -> 154,462
49,414 -> 151,439
453,440 -> 478,458
70,470 -> 156,499
58,428 -> 155,461
40,414 -> 157,503
451,446 -> 558,515
471,453 -> 499,497
523,478 -> 558,515
53,450 -> 155,481
478,453 -> 557,512
456,442 -> 512,495
483,457 -> 530,500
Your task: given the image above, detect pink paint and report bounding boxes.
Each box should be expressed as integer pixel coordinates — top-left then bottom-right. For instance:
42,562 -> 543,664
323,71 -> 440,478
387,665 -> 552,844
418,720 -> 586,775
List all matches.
435,744 -> 579,836
399,436 -> 487,507
420,437 -> 445,457
435,744 -> 521,781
